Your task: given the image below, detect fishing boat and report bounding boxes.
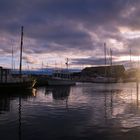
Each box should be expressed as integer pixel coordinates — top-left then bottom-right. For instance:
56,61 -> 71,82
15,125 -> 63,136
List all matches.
47,58 -> 75,86
46,69 -> 76,86
46,77 -> 75,86
0,26 -> 35,90
35,58 -> 76,86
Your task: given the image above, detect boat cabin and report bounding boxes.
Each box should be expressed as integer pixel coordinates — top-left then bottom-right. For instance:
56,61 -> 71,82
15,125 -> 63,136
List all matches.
53,70 -> 71,79
0,67 -> 10,83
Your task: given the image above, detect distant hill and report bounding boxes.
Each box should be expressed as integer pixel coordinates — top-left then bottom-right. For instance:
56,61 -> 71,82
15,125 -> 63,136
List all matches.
11,68 -> 81,75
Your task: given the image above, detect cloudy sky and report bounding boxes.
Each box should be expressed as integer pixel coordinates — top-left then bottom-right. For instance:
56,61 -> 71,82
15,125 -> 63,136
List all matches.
0,0 -> 140,70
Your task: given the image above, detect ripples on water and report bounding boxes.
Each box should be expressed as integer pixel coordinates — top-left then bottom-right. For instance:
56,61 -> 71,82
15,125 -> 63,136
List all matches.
0,82 -> 140,139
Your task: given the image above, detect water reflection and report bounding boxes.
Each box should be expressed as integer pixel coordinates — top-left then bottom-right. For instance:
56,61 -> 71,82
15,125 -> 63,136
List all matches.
0,89 -> 33,114
45,86 -> 70,100
18,96 -> 21,140
45,86 -> 71,110
1,83 -> 140,139
0,97 -> 10,113
136,82 -> 139,107
0,89 -> 34,140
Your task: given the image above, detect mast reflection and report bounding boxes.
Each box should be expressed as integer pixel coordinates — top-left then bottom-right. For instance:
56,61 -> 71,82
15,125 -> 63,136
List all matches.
0,89 -> 34,140
0,89 -> 33,114
136,82 -> 139,107
18,96 -> 21,140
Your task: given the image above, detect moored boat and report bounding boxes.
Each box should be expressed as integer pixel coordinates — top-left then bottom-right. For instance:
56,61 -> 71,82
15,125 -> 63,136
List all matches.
46,77 -> 75,86
0,26 -> 35,90
0,67 -> 36,90
46,70 -> 76,86
91,76 -> 117,83
0,79 -> 35,90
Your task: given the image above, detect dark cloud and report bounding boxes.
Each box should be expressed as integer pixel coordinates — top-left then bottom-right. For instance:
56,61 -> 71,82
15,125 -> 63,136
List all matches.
71,57 -> 106,66
71,57 -> 132,68
0,0 -> 140,68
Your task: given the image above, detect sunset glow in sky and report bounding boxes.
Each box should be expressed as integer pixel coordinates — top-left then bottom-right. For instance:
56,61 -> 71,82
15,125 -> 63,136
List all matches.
0,0 -> 140,70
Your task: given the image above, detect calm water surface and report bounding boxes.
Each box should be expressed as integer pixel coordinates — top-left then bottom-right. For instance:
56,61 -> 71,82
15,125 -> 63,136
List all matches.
0,82 -> 140,140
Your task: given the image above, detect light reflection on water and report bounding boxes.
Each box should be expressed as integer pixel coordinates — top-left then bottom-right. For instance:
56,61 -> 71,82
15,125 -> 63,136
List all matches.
0,82 -> 140,139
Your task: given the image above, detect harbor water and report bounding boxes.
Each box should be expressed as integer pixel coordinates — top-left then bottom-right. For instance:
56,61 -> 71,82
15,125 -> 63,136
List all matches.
0,82 -> 140,140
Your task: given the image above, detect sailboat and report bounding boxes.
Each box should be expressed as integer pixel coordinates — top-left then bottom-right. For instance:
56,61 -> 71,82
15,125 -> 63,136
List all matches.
92,44 -> 117,83
0,26 -> 36,90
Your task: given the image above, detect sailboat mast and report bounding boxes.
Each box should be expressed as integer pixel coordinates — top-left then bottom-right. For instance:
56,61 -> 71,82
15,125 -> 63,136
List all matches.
19,26 -> 23,76
104,43 -> 107,77
110,48 -> 112,77
42,61 -> 44,72
104,43 -> 107,66
65,58 -> 69,70
12,46 -> 14,70
130,47 -> 132,68
110,48 -> 112,66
